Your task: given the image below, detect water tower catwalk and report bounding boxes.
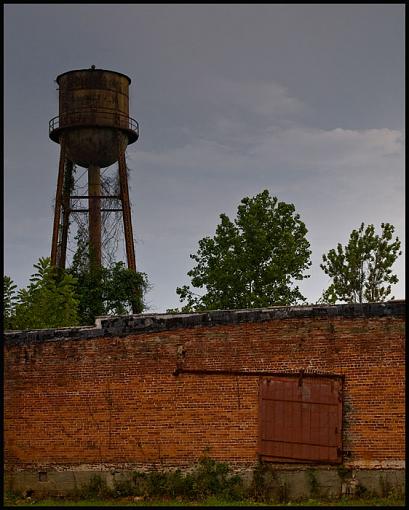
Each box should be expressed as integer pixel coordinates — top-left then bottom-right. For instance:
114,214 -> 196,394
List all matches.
49,66 -> 139,272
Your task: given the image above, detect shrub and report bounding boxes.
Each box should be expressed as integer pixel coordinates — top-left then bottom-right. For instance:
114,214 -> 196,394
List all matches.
75,475 -> 113,500
249,461 -> 278,502
108,457 -> 245,502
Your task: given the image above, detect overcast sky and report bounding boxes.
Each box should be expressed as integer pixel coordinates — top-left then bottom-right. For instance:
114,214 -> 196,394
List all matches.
4,4 -> 405,313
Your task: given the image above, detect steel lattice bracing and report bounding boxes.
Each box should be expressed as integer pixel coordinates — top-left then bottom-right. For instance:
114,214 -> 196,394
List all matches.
50,137 -> 137,273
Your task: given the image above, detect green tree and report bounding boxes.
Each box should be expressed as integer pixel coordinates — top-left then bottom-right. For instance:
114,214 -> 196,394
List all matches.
12,257 -> 79,330
3,275 -> 18,330
68,230 -> 149,324
104,262 -> 148,315
320,222 -> 402,304
176,190 -> 312,311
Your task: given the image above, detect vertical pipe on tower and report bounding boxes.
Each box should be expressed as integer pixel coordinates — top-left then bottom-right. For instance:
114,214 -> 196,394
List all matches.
88,164 -> 102,269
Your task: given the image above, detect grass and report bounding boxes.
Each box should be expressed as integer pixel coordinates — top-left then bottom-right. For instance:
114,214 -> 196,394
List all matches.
3,495 -> 405,507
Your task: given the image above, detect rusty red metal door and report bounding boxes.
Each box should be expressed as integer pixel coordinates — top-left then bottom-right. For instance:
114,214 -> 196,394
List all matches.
258,375 -> 343,463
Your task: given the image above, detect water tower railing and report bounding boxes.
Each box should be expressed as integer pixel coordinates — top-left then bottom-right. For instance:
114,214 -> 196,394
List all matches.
49,108 -> 139,137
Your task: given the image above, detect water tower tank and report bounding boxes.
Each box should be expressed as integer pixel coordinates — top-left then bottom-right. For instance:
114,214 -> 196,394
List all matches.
49,67 -> 139,168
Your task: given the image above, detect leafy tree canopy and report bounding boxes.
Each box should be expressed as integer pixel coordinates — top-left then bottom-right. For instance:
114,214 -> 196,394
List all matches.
176,190 -> 312,311
4,257 -> 79,330
4,240 -> 150,330
320,222 -> 402,304
68,230 -> 149,325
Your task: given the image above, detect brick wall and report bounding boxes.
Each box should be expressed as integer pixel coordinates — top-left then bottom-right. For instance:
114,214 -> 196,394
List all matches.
4,302 -> 405,472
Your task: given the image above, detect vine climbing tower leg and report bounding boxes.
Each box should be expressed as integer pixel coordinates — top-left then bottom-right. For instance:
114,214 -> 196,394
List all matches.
59,159 -> 74,269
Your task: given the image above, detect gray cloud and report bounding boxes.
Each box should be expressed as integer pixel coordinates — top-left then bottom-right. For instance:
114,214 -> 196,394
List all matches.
4,4 -> 405,312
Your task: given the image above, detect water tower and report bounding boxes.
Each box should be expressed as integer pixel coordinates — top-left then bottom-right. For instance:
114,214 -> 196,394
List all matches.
49,66 -> 139,272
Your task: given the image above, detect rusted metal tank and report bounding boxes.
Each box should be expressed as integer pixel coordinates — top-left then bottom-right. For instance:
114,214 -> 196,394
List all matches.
49,67 -> 139,168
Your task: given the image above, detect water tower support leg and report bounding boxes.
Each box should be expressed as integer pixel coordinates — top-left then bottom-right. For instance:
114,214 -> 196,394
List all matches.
51,139 -> 66,267
59,160 -> 74,269
118,148 -> 136,273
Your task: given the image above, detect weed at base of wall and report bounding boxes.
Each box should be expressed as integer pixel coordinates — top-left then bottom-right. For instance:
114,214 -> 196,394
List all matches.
306,468 -> 319,499
71,457 -> 246,503
249,461 -> 290,503
6,459 -> 405,504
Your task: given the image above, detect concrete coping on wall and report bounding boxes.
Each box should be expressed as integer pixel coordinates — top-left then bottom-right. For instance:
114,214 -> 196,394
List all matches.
4,300 -> 405,345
